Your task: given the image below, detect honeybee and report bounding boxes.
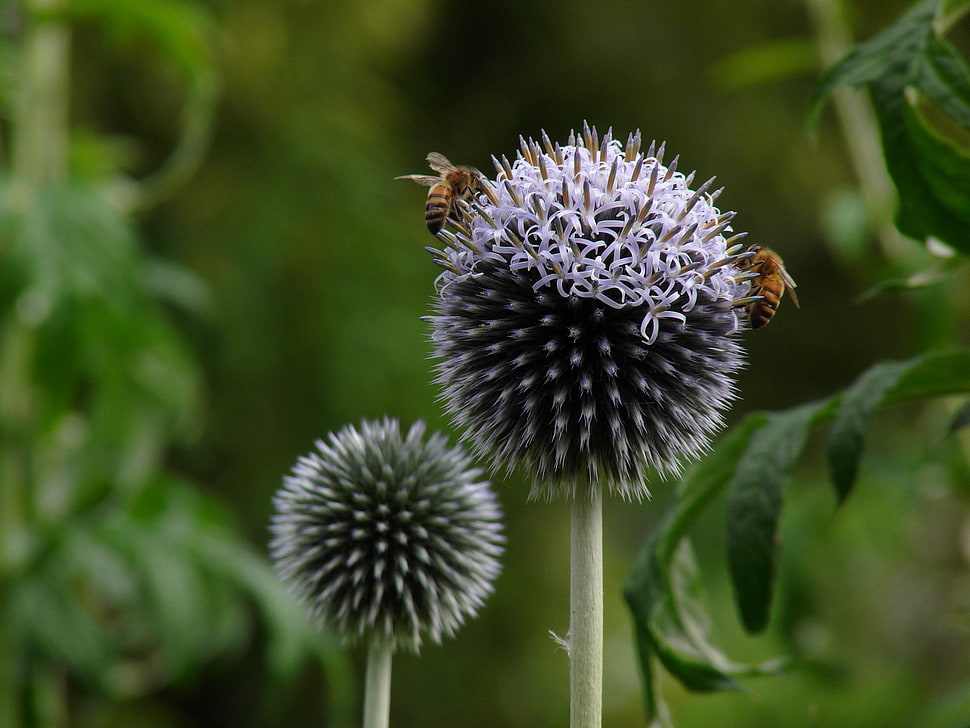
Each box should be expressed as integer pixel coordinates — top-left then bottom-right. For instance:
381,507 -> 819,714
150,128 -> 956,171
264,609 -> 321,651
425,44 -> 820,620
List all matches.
740,245 -> 799,329
396,152 -> 486,234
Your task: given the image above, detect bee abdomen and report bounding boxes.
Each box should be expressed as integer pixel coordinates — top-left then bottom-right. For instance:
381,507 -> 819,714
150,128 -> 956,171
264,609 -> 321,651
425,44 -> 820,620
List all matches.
425,185 -> 453,234
748,289 -> 781,329
748,306 -> 775,329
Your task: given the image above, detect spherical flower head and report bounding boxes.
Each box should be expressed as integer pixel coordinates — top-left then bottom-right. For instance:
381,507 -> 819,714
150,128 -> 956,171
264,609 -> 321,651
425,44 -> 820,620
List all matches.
269,418 -> 504,652
426,124 -> 753,500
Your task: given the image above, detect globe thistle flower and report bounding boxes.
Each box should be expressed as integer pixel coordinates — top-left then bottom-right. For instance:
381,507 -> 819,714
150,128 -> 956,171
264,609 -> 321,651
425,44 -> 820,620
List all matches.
269,418 -> 504,652
424,124 -> 754,500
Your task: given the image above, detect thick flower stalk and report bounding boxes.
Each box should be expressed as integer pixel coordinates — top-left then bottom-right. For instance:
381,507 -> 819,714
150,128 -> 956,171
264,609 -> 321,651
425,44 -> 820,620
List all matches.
269,418 -> 504,652
426,124 -> 753,500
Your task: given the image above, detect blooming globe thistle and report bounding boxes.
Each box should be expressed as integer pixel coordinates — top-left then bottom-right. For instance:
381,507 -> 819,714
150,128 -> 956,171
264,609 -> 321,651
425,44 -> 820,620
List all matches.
423,125 -> 755,500
270,418 -> 504,652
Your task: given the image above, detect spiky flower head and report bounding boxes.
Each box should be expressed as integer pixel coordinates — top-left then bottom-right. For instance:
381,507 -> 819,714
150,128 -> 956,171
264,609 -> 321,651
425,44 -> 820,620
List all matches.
269,418 -> 504,652
425,124 -> 754,500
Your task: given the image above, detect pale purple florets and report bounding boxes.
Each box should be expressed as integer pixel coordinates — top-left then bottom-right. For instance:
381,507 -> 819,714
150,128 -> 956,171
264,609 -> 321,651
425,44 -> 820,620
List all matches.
427,125 -> 753,500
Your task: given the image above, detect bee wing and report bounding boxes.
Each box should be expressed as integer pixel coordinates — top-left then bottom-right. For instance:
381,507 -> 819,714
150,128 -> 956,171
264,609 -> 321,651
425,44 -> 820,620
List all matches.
395,174 -> 440,187
777,265 -> 799,308
781,269 -> 800,308
426,152 -> 456,175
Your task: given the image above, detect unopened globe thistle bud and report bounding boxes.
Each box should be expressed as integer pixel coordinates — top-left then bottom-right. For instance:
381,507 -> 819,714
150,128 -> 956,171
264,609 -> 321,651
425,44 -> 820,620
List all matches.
424,124 -> 754,500
270,418 -> 504,652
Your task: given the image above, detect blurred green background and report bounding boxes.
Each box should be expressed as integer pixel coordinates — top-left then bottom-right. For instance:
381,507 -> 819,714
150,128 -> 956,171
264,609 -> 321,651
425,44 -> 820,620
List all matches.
3,0 -> 970,726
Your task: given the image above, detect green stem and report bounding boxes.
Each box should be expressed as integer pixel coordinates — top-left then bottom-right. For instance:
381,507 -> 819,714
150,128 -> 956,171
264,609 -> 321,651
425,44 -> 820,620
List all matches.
0,319 -> 34,728
0,614 -> 18,728
361,640 -> 393,728
803,0 -> 907,261
570,483 -> 603,728
12,0 -> 71,185
2,3 -> 71,727
31,663 -> 68,728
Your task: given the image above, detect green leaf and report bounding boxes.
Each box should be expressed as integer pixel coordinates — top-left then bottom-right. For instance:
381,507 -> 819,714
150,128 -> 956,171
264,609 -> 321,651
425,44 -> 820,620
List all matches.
142,257 -> 214,319
132,478 -> 350,687
649,543 -> 741,692
626,348 -> 970,721
10,535 -> 121,689
808,0 -> 938,125
624,416 -> 779,719
914,34 -> 970,129
940,0 -> 970,32
654,541 -> 787,692
628,618 -> 673,728
854,257 -> 958,300
826,359 -> 911,503
726,400 -> 833,634
99,518 -> 222,679
946,397 -> 970,434
886,348 -> 970,400
13,476 -> 351,702
725,350 -> 970,637
914,678 -> 970,728
667,415 -> 771,551
9,184 -> 140,311
884,92 -> 970,252
826,350 -> 970,502
135,483 -> 316,675
711,39 -> 818,93
61,0 -> 220,210
65,0 -> 216,78
809,0 -> 970,253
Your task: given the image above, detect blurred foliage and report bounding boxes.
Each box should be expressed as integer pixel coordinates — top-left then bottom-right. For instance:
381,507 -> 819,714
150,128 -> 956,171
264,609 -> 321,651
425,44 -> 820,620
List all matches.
2,0 -> 970,727
1,2 -> 348,727
626,351 -> 970,725
624,1 -> 970,725
810,0 -> 970,254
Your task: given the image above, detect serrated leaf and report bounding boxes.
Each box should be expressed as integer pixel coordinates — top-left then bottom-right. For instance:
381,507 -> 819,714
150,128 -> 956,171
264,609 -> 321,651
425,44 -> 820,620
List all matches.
726,400 -> 833,634
808,0 -> 938,126
872,84 -> 968,252
827,359 -> 911,503
889,94 -> 970,251
914,34 -> 970,129
809,0 -> 970,253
